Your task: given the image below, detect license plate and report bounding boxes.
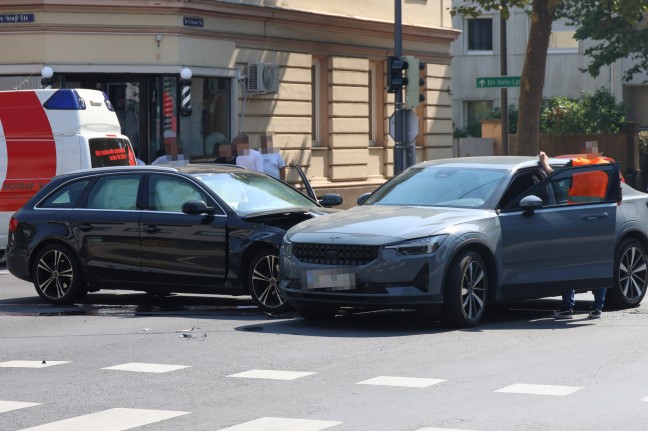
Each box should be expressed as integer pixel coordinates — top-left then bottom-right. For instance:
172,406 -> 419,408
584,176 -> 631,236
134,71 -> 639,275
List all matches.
303,268 -> 356,290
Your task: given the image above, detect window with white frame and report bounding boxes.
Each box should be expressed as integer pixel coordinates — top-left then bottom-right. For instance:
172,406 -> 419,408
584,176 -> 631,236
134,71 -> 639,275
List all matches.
466,17 -> 493,52
548,19 -> 578,52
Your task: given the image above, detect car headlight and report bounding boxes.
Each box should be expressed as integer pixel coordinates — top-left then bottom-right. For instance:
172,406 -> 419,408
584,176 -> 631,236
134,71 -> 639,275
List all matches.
385,235 -> 447,255
281,237 -> 293,256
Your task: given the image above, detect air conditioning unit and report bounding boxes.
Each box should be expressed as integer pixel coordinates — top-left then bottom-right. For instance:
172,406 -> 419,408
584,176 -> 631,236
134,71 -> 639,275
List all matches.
247,63 -> 279,94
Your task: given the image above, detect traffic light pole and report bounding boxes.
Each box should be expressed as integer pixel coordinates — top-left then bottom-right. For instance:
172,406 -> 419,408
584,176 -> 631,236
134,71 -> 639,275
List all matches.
393,0 -> 405,175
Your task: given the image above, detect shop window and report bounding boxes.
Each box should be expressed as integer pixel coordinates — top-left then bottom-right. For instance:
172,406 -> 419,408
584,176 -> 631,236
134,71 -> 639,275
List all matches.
179,77 -> 231,162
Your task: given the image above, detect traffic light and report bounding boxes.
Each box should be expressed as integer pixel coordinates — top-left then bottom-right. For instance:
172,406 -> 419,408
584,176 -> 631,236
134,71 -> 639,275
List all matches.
387,56 -> 408,93
404,56 -> 425,109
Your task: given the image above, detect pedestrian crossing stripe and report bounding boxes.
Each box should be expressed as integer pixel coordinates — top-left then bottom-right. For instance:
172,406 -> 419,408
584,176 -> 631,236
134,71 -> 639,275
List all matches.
416,428 -> 478,431
0,400 -> 41,413
356,376 -> 446,388
101,363 -> 191,373
0,361 -> 70,368
216,417 -> 343,431
495,383 -> 583,396
227,369 -> 316,380
15,408 -> 189,431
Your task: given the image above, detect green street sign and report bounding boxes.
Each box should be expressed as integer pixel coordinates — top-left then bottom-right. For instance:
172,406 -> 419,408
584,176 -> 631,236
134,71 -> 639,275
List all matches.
476,76 -> 521,88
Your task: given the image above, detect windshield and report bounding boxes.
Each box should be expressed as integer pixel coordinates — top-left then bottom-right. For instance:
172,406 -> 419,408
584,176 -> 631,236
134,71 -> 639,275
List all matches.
363,166 -> 507,208
191,171 -> 318,212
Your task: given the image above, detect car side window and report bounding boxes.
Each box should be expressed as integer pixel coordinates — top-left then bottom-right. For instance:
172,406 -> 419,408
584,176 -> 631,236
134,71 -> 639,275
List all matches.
505,163 -> 620,210
40,179 -> 91,208
86,175 -> 141,210
149,174 -> 210,213
499,171 -> 543,209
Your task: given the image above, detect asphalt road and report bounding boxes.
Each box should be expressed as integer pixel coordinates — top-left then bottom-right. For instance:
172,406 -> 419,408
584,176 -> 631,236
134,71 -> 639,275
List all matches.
2,263 -> 648,431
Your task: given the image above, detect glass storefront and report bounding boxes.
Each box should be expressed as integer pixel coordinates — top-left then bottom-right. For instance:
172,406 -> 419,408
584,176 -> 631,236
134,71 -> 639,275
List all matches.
0,74 -> 231,165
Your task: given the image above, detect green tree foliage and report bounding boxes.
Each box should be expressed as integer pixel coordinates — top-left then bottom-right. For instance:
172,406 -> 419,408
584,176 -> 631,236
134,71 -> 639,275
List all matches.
558,0 -> 648,82
450,0 -> 647,155
540,88 -> 626,134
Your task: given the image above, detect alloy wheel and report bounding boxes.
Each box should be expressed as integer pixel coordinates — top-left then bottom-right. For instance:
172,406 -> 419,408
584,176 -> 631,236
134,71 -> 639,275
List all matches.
250,252 -> 287,312
618,245 -> 648,303
35,249 -> 75,300
460,259 -> 487,320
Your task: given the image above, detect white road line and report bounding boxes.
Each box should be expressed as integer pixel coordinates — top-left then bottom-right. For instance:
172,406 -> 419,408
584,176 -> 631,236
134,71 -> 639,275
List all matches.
0,400 -> 41,413
216,417 -> 342,431
356,376 -> 446,388
495,383 -> 583,396
16,407 -> 189,431
101,363 -> 190,373
641,396 -> 648,401
227,369 -> 316,380
416,428 -> 479,431
0,361 -> 70,368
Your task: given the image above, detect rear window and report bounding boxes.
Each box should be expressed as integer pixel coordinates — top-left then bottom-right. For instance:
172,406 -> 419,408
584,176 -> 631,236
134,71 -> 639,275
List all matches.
89,138 -> 134,167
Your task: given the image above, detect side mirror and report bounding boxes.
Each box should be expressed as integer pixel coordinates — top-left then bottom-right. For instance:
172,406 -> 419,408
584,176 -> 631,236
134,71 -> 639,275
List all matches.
182,200 -> 216,215
519,195 -> 543,217
317,193 -> 343,208
357,192 -> 371,205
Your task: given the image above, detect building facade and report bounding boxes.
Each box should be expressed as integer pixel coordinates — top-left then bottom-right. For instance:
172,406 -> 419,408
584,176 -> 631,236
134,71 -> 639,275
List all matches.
0,0 -> 459,202
451,3 -> 648,137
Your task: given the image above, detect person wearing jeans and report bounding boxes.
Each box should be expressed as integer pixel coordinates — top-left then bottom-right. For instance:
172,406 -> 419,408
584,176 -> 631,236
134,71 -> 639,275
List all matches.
551,289 -> 606,319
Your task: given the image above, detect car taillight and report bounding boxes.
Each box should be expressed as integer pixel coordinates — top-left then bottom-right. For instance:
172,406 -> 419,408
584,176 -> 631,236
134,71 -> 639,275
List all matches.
8,216 -> 18,233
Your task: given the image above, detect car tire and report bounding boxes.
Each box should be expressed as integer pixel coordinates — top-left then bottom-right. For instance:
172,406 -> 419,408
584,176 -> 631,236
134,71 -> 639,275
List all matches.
247,249 -> 291,314
441,250 -> 488,328
294,304 -> 339,320
32,244 -> 87,305
606,238 -> 648,308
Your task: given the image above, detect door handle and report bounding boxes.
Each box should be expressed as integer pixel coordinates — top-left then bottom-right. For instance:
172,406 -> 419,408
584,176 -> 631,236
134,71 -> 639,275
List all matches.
579,212 -> 608,220
142,225 -> 160,234
78,223 -> 94,232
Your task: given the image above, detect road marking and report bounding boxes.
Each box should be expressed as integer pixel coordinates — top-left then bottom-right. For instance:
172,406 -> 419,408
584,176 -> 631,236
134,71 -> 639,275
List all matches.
416,428 -> 479,431
495,383 -> 583,396
227,369 -> 316,380
641,396 -> 648,401
216,417 -> 342,431
16,407 -> 189,431
356,376 -> 446,388
0,361 -> 69,368
101,363 -> 190,373
0,400 -> 41,413
0,269 -> 8,275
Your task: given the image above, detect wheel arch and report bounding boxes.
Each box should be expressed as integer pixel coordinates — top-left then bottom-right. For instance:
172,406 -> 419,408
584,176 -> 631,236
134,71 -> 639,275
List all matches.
239,241 -> 280,292
616,229 -> 648,255
443,241 -> 498,303
29,239 -> 85,281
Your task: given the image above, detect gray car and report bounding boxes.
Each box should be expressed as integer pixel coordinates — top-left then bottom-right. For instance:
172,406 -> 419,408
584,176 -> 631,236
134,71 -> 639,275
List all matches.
279,156 -> 648,327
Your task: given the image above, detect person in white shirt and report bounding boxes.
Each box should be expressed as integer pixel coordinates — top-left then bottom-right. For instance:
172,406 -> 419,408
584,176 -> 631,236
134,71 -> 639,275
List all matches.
260,134 -> 287,181
234,134 -> 263,172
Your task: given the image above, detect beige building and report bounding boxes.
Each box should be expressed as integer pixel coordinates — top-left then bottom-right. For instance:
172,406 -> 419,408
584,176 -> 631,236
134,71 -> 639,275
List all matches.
0,0 -> 458,203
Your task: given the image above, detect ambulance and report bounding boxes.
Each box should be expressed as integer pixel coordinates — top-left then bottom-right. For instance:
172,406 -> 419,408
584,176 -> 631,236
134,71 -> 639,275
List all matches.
0,88 -> 136,259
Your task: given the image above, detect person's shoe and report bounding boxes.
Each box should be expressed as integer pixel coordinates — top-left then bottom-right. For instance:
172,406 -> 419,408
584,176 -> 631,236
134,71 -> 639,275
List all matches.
551,308 -> 573,319
588,309 -> 602,319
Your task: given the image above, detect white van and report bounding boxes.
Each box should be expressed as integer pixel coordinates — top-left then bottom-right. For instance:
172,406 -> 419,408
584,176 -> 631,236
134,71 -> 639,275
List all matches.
0,88 -> 136,259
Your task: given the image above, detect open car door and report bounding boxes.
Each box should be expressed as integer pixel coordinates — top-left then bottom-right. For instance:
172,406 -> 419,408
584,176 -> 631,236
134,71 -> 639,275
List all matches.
498,162 -> 621,299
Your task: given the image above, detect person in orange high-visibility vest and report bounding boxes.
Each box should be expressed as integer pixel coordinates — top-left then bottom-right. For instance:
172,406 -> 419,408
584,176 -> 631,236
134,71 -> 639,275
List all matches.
538,151 -> 617,319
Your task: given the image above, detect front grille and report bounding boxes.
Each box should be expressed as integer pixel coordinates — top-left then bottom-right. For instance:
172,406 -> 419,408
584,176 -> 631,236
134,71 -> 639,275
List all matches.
293,243 -> 378,265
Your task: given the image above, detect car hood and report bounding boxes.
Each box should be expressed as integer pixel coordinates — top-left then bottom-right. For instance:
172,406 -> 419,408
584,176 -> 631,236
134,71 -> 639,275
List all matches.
287,205 -> 492,245
240,207 -> 338,230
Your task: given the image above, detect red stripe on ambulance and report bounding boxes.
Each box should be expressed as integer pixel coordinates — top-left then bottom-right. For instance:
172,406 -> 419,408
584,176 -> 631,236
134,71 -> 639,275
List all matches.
0,91 -> 56,211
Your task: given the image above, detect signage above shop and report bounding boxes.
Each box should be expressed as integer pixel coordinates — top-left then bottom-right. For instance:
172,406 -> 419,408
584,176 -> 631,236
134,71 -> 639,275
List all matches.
183,16 -> 203,27
0,13 -> 34,23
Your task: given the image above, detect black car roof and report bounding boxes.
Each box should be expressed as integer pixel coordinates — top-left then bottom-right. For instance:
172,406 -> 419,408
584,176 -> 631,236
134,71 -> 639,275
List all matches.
62,163 -> 251,178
